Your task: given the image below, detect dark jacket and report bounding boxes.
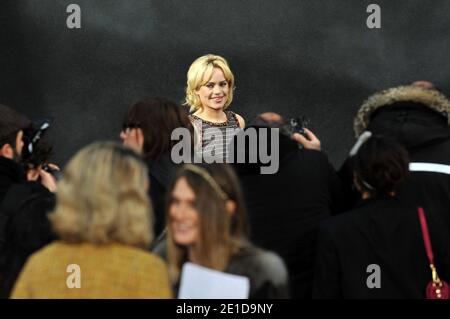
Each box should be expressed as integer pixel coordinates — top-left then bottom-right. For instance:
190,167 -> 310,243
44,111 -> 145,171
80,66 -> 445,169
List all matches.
165,242 -> 289,299
145,153 -> 178,239
0,157 -> 56,298
232,130 -> 345,298
313,194 -> 450,299
341,85 -> 450,226
0,157 -> 24,203
226,244 -> 289,299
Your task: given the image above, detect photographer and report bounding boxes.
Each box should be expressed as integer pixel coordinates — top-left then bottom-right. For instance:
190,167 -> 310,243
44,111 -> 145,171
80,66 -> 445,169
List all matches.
0,104 -> 57,298
230,112 -> 345,298
21,121 -> 60,191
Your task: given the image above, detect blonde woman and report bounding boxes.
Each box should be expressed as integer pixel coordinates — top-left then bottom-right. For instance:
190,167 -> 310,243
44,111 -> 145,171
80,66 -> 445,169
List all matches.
184,54 -> 245,162
167,163 -> 288,298
11,142 -> 172,298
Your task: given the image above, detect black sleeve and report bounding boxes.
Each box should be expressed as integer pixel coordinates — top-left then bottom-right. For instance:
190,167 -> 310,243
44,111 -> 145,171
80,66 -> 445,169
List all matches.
313,151 -> 349,215
11,182 -> 56,252
326,160 -> 348,215
336,156 -> 360,212
0,182 -> 56,298
312,222 -> 342,299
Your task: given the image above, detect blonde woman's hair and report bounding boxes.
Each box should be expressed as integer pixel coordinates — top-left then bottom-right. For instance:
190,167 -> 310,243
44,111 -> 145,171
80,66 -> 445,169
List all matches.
184,54 -> 235,112
49,141 -> 153,249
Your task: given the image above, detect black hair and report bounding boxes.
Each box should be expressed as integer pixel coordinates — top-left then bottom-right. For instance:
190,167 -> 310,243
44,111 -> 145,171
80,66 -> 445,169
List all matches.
0,104 -> 31,148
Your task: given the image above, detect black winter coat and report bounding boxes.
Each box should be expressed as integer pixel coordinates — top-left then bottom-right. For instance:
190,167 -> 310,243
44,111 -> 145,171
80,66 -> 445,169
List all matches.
341,86 -> 450,229
168,243 -> 289,299
313,195 -> 450,299
145,153 -> 178,238
232,131 -> 345,298
0,157 -> 56,298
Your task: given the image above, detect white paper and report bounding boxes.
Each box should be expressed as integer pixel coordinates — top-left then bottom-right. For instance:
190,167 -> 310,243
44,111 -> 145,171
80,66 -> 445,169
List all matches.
178,262 -> 250,299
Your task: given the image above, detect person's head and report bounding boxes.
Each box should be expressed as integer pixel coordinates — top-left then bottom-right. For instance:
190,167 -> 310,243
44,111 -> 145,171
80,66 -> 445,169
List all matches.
0,104 -> 31,160
167,163 -> 247,281
50,142 -> 153,248
354,84 -> 450,137
252,112 -> 285,128
412,80 -> 436,90
120,97 -> 194,159
351,134 -> 410,199
184,54 -> 235,113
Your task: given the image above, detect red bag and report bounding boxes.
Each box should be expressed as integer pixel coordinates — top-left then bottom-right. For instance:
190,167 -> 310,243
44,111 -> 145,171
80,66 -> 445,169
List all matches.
418,207 -> 450,299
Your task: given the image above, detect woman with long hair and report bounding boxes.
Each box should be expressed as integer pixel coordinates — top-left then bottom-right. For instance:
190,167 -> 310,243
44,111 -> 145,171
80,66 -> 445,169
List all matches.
167,163 -> 288,298
120,97 -> 194,237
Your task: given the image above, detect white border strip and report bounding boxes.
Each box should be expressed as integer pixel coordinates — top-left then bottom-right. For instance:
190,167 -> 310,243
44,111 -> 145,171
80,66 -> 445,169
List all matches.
409,162 -> 450,175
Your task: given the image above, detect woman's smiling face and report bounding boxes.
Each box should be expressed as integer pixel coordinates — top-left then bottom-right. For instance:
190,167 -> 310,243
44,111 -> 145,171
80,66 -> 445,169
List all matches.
169,177 -> 200,247
196,67 -> 230,111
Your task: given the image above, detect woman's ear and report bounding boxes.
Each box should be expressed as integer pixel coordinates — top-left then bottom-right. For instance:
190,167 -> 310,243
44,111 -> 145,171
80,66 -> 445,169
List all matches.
225,200 -> 236,215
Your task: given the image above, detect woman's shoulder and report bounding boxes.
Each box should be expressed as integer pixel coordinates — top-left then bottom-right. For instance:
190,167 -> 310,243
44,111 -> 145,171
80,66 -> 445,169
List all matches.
225,111 -> 245,128
27,241 -> 66,258
29,242 -> 166,269
110,243 -> 167,264
228,244 -> 289,298
230,245 -> 288,282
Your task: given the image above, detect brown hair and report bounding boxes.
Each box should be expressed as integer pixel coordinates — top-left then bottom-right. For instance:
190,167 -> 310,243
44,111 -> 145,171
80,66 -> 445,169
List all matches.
352,135 -> 410,197
166,163 -> 248,282
123,97 -> 194,160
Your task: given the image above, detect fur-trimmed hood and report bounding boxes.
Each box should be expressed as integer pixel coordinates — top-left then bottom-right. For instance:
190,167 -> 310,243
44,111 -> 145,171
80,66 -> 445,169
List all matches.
354,85 -> 450,137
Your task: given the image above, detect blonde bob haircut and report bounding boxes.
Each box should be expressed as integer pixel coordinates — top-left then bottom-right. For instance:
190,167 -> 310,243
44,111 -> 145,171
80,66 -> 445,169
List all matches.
184,54 -> 235,112
49,141 -> 153,249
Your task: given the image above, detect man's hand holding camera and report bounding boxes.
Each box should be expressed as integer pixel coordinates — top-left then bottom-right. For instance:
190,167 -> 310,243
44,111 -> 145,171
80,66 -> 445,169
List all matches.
26,163 -> 59,193
291,128 -> 321,151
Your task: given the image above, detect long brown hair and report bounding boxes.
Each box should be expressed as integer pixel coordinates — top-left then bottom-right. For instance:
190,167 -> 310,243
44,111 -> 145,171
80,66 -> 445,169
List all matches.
166,163 -> 248,282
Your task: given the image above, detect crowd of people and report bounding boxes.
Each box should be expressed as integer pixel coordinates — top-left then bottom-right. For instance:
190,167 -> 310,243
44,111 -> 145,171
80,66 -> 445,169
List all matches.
0,54 -> 449,299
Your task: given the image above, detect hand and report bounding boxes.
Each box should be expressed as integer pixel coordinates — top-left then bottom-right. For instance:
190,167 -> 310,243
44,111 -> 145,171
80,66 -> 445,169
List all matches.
26,168 -> 40,181
39,163 -> 60,193
291,128 -> 321,151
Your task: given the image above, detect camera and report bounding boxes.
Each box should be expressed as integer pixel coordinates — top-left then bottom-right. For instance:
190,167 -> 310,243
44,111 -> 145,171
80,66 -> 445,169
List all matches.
21,118 -> 60,179
281,116 -> 310,138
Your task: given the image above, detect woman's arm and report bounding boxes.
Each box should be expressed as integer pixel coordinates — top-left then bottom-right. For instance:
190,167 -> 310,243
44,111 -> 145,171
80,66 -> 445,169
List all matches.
235,113 -> 246,129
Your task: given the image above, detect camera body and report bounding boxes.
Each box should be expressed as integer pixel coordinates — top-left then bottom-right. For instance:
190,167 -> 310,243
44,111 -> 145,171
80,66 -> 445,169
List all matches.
20,118 -> 59,179
281,116 -> 310,138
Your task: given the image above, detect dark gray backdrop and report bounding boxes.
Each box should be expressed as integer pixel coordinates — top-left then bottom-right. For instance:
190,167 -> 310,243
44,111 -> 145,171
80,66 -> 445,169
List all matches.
1,0 -> 449,167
